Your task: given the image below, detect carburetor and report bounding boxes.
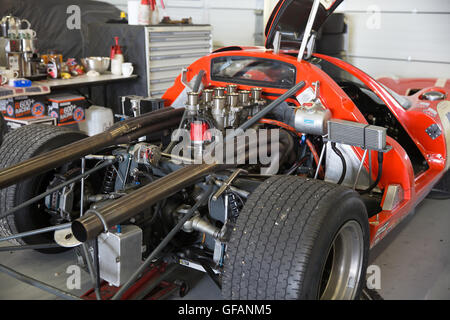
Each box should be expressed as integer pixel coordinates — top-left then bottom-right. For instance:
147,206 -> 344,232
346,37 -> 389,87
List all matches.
184,85 -> 266,132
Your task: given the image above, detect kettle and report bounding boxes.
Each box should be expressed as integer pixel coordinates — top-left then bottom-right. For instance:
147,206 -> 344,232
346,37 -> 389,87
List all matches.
1,15 -> 31,38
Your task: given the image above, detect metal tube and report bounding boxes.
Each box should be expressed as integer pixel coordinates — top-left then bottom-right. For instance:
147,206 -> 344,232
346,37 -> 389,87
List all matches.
81,243 -> 101,300
213,179 -> 249,199
314,141 -> 327,179
115,116 -> 183,144
122,155 -> 132,190
93,238 -> 101,297
0,263 -> 82,300
1,160 -> 115,219
353,149 -> 369,190
80,157 -> 85,218
71,164 -> 222,242
298,0 -> 321,62
112,186 -> 213,300
0,107 -> 184,189
0,243 -> 60,252
0,223 -> 71,243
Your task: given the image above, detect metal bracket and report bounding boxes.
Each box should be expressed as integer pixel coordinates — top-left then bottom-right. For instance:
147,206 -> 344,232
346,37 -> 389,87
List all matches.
181,68 -> 193,91
273,31 -> 282,55
212,169 -> 248,201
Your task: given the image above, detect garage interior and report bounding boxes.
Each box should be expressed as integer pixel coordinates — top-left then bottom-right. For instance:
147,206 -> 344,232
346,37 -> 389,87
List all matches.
0,0 -> 449,300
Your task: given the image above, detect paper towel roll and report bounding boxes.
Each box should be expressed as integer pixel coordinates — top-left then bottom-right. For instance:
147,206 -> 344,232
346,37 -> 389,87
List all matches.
128,1 -> 140,25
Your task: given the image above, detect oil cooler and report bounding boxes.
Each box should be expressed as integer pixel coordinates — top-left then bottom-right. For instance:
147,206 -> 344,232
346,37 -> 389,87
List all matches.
328,119 -> 387,152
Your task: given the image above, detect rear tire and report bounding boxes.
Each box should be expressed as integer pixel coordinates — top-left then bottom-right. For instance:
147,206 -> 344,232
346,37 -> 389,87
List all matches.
0,113 -> 6,146
222,176 -> 370,300
0,124 -> 86,252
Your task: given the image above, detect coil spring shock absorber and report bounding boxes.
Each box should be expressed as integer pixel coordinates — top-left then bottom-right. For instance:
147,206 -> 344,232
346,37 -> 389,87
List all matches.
102,165 -> 117,194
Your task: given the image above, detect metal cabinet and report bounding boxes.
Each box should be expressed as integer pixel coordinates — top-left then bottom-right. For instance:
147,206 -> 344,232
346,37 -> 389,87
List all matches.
86,23 -> 212,111
144,26 -> 213,97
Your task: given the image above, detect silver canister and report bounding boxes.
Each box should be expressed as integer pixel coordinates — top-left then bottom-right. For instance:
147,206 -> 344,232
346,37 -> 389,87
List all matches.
186,91 -> 200,115
251,88 -> 265,116
294,101 -> 332,136
202,89 -> 214,109
227,92 -> 239,108
226,84 -> 238,94
211,96 -> 227,130
251,88 -> 263,103
214,87 -> 226,97
227,93 -> 243,128
238,90 -> 251,107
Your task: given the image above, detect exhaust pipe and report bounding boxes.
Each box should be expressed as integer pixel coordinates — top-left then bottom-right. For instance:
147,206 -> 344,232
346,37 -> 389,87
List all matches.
0,107 -> 185,189
72,163 -> 221,242
71,128 -> 288,242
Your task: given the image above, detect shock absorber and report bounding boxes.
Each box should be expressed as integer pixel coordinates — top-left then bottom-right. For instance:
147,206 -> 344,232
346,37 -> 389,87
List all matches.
102,165 -> 117,194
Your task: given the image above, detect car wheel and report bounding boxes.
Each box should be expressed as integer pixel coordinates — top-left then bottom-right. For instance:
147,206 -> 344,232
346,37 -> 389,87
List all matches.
0,113 -> 6,146
0,124 -> 87,253
222,175 -> 370,300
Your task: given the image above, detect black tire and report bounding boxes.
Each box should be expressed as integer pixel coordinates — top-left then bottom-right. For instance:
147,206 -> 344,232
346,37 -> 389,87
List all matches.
322,13 -> 347,35
0,124 -> 86,252
0,113 -> 6,146
222,176 -> 370,300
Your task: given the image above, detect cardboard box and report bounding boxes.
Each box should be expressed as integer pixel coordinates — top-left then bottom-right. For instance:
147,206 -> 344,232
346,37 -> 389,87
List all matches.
0,96 -> 46,118
47,94 -> 87,126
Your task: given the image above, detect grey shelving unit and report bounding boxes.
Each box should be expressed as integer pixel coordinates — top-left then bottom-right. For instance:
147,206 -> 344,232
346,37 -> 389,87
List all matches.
86,23 -> 212,111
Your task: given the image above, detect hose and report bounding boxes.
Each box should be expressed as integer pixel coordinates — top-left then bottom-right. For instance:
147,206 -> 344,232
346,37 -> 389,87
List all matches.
360,151 -> 384,195
331,142 -> 346,185
257,118 -> 324,177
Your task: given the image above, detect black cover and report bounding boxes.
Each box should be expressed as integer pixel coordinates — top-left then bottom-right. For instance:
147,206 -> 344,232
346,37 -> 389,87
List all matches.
0,0 -> 120,59
265,0 -> 343,50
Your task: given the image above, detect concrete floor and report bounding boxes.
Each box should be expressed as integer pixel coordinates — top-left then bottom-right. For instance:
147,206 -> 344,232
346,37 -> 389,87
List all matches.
0,198 -> 449,300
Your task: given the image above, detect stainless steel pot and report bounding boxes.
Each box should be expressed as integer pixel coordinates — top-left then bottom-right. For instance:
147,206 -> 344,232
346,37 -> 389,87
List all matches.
81,57 -> 111,74
1,15 -> 31,38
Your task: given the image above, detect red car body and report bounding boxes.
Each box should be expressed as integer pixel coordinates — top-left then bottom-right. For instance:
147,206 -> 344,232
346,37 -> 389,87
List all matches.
162,28 -> 450,249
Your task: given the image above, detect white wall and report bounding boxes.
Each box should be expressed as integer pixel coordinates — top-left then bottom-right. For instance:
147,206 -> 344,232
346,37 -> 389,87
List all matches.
264,0 -> 450,79
337,0 -> 450,79
103,0 -> 265,48
104,0 -> 450,79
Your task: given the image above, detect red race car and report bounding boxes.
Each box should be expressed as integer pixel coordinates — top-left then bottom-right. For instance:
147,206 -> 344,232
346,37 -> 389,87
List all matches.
0,0 -> 448,300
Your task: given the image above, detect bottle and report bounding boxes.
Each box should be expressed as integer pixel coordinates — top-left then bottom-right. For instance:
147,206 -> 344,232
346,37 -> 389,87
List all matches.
151,4 -> 160,24
111,37 -> 124,76
138,0 -> 151,25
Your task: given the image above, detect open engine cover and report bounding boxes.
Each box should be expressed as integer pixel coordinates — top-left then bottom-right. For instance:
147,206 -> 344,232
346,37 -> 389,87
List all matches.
265,0 -> 343,50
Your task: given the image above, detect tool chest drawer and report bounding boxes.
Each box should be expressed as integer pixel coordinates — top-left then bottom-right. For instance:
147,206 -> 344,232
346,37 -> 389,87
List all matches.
145,26 -> 213,98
